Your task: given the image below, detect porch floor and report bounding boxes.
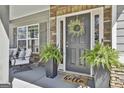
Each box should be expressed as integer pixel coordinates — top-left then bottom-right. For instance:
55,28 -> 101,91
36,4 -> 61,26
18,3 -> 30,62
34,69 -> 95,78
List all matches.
10,64 -> 95,88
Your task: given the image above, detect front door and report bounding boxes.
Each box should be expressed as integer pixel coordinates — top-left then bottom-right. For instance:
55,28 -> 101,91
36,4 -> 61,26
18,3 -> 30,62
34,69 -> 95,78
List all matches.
66,13 -> 91,74
57,7 -> 103,75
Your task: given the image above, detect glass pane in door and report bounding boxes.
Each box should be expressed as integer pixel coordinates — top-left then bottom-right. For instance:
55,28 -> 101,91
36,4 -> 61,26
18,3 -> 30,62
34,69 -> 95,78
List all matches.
94,15 -> 99,43
60,21 -> 63,64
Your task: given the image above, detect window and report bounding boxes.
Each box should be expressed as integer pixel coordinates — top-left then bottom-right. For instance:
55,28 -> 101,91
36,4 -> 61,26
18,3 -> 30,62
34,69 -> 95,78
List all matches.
28,25 -> 39,53
17,27 -> 27,49
60,20 -> 63,64
18,27 -> 26,39
94,15 -> 99,44
17,24 -> 39,53
28,25 -> 38,38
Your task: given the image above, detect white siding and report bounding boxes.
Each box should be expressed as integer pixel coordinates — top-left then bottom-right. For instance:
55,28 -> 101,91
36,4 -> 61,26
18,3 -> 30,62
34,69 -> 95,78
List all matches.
118,13 -> 124,21
117,29 -> 124,36
117,45 -> 124,52
117,37 -> 124,44
116,5 -> 124,64
117,21 -> 124,29
117,6 -> 124,54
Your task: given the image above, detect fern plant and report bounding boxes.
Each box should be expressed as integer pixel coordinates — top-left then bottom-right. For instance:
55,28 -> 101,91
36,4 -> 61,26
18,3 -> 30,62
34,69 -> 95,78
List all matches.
80,42 -> 122,71
39,43 -> 63,64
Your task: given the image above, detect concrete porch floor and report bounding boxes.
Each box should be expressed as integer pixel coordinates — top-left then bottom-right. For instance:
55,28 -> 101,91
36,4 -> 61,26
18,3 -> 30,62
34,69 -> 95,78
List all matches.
10,64 -> 95,88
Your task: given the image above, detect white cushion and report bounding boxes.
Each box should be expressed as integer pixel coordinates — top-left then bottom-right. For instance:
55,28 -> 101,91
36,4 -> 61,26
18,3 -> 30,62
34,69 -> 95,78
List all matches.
11,49 -> 32,66
18,49 -> 26,60
12,48 -> 18,56
25,49 -> 32,57
11,59 -> 30,66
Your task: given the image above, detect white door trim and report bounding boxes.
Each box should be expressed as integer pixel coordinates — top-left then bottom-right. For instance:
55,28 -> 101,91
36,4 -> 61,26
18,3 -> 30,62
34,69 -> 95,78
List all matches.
56,17 -> 65,71
56,7 -> 104,76
91,7 -> 104,76
112,5 -> 117,49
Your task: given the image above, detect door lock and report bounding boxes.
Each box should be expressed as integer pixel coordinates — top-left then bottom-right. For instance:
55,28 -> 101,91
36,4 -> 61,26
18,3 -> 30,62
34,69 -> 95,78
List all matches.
66,42 -> 69,47
66,45 -> 68,47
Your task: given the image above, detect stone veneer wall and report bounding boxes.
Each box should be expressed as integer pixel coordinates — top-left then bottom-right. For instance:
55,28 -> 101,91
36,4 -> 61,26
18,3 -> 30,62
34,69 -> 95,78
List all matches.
50,5 -> 112,45
110,65 -> 124,88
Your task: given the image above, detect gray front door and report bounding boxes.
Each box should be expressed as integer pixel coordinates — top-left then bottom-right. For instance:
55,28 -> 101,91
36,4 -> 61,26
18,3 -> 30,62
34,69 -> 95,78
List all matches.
66,13 -> 91,74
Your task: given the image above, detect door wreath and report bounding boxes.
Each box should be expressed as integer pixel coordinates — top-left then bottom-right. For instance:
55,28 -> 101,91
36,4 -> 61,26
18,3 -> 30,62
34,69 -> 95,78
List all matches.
68,18 -> 85,37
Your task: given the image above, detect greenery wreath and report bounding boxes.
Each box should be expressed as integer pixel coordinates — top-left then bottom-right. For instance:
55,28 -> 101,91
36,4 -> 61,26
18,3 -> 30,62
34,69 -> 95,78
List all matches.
68,18 -> 85,37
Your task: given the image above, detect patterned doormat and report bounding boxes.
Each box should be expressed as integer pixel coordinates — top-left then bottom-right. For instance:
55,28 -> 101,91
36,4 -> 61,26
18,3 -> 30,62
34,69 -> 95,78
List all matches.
63,73 -> 92,87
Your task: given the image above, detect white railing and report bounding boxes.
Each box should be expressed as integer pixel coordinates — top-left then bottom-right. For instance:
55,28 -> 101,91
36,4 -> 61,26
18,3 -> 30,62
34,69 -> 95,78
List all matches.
0,19 -> 9,84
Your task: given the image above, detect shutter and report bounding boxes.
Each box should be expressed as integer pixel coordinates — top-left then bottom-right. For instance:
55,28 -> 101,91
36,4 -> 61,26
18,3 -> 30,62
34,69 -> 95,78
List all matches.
13,27 -> 17,48
39,22 -> 47,52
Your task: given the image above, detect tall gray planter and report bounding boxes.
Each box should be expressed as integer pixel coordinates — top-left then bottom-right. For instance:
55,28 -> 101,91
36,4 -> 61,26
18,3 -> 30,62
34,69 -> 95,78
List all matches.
94,65 -> 110,88
45,59 -> 58,78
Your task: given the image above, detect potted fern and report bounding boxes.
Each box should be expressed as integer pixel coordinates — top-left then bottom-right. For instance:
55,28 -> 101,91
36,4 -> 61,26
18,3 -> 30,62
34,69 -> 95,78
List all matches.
80,42 -> 121,87
40,43 -> 62,78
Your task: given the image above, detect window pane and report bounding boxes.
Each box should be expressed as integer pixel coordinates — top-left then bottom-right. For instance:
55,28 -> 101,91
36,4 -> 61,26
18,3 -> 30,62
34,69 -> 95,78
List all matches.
18,27 -> 26,39
28,25 -> 38,38
18,40 -> 26,49
95,15 -> 99,43
60,21 -> 63,64
28,39 -> 38,52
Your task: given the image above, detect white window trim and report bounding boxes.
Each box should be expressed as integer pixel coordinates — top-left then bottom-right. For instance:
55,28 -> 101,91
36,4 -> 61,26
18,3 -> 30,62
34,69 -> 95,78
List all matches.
17,23 -> 39,54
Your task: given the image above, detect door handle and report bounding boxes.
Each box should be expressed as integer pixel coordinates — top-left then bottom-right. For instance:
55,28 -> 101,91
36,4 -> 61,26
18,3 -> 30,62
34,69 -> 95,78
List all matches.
66,42 -> 69,47
66,45 -> 68,47
101,38 -> 104,44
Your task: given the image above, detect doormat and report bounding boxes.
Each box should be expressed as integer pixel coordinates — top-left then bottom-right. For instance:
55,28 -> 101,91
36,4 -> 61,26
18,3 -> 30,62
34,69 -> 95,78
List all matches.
63,73 -> 90,87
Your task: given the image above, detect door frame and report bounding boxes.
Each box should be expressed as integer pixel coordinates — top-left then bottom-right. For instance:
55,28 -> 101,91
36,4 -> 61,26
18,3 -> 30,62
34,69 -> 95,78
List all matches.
56,7 -> 103,76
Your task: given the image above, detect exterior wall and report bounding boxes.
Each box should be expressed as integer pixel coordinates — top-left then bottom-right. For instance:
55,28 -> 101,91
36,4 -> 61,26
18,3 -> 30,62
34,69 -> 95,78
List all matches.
9,10 -> 50,48
110,66 -> 124,88
50,5 -> 112,46
50,5 -> 112,88
10,5 -> 50,20
0,5 -> 9,85
110,5 -> 124,88
116,6 -> 124,54
0,5 -> 9,36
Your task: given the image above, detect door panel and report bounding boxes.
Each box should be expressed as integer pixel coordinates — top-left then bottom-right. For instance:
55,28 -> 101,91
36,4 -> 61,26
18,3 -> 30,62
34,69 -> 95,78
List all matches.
66,13 -> 91,74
